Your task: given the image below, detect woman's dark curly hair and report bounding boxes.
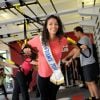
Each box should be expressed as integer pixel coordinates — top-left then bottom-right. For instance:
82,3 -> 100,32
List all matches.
42,15 -> 64,45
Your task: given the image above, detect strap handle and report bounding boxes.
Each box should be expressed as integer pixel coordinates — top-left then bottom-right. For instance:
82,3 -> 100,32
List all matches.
77,43 -> 91,58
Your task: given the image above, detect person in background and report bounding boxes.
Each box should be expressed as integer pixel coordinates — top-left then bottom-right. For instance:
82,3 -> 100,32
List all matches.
75,57 -> 85,88
22,15 -> 69,100
0,67 -> 9,100
12,48 -> 38,100
63,26 -> 100,100
28,69 -> 40,98
0,46 -> 38,100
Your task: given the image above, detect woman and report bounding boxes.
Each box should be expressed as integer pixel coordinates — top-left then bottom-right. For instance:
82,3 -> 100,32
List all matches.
12,47 -> 38,100
23,15 -> 68,100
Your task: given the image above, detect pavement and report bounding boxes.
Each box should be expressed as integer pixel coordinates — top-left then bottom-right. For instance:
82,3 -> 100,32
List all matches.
0,86 -> 89,100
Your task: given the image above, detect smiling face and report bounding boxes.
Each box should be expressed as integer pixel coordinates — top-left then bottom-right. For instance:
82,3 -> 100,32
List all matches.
47,18 -> 59,38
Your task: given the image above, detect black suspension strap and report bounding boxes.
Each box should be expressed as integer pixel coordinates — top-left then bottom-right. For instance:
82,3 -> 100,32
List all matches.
67,37 -> 91,58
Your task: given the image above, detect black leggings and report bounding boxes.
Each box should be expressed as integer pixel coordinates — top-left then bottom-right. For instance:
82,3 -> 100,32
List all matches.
37,75 -> 60,100
0,84 -> 7,97
12,71 -> 30,100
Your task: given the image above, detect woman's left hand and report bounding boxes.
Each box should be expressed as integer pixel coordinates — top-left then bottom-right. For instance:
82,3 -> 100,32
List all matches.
80,44 -> 87,50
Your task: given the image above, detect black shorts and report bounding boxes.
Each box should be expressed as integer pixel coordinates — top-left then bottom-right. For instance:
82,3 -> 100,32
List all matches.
82,63 -> 98,82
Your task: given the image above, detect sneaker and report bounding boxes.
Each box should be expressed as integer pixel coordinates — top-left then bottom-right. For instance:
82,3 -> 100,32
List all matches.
78,83 -> 84,88
5,97 -> 9,100
66,97 -> 71,100
85,97 -> 92,100
59,86 -> 66,90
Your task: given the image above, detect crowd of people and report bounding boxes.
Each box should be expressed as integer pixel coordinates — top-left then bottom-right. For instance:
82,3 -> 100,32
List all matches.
0,15 -> 99,100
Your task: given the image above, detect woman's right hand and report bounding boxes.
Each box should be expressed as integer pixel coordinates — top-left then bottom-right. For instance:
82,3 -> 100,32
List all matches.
30,60 -> 38,66
30,60 -> 38,70
62,59 -> 66,64
65,58 -> 73,67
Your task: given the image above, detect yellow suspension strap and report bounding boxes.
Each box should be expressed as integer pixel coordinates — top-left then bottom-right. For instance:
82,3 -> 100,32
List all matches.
15,4 -> 31,47
20,19 -> 38,60
17,40 -> 22,48
0,39 -> 21,69
0,55 -> 23,73
0,56 -> 22,74
23,17 -> 32,47
15,4 -> 29,44
14,4 -> 38,60
24,19 -> 28,45
67,37 -> 77,45
67,37 -> 91,58
0,55 -> 18,66
10,34 -> 22,48
20,19 -> 31,54
15,4 -> 24,15
14,3 -> 43,27
0,39 -> 19,54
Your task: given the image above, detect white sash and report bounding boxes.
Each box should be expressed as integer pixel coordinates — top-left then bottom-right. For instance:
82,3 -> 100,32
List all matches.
40,36 -> 64,85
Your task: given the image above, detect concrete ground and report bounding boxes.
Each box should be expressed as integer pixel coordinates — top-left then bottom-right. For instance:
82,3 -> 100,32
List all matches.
0,86 -> 89,100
